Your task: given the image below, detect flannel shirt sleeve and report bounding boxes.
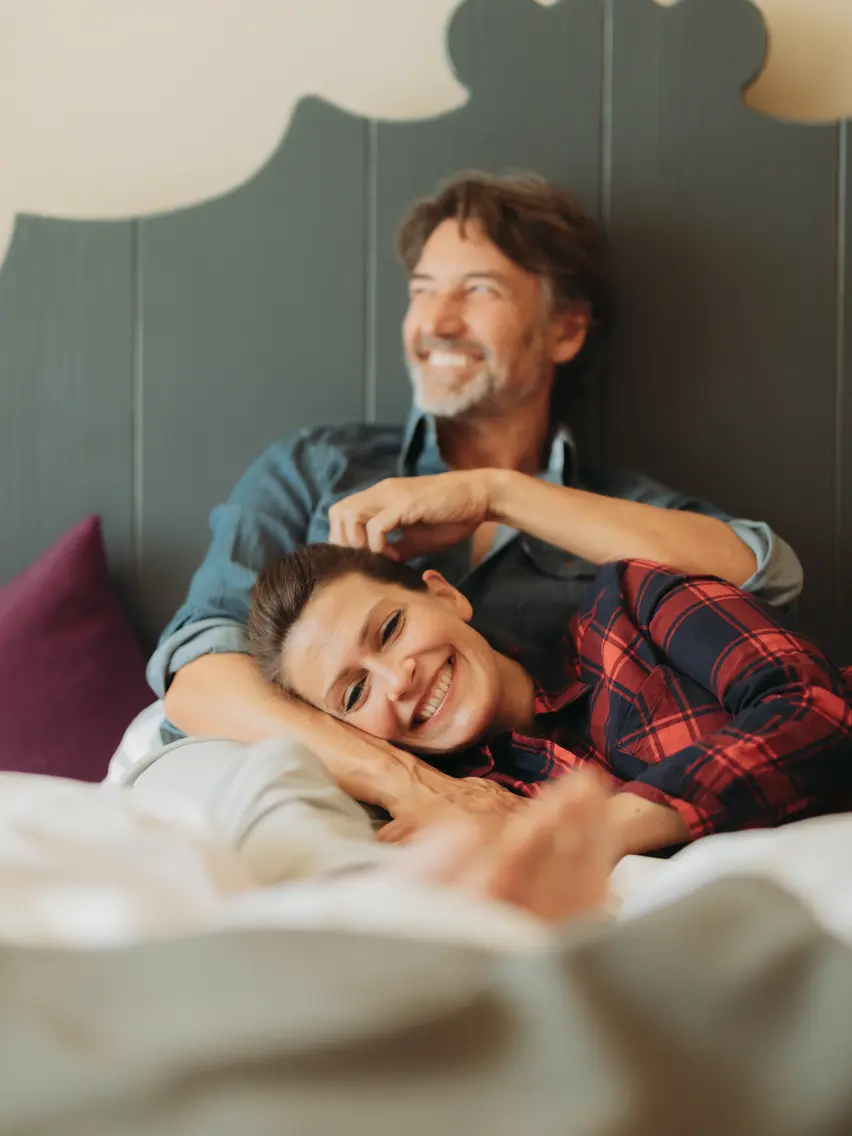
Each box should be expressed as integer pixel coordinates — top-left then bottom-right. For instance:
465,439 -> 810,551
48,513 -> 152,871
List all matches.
614,561 -> 852,838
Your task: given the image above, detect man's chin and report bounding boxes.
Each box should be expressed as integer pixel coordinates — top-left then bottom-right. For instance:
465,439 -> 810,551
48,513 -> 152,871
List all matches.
413,391 -> 487,419
410,371 -> 493,419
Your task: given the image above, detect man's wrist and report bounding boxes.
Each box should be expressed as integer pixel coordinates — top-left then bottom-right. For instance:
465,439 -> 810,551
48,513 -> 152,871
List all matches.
378,754 -> 453,813
483,468 -> 525,524
296,707 -> 453,812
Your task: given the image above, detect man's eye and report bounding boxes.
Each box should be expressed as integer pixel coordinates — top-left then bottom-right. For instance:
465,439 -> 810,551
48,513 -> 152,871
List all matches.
381,612 -> 402,644
344,678 -> 366,713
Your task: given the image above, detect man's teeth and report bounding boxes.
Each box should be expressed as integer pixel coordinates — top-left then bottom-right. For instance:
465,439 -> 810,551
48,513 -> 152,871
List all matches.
428,350 -> 474,368
416,661 -> 454,724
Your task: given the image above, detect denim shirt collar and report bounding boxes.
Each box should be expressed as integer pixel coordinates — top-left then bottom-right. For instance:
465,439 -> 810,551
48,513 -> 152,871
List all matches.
398,409 -> 579,485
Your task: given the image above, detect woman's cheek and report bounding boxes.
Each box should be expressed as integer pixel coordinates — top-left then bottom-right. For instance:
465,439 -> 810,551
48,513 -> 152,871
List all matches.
359,701 -> 399,743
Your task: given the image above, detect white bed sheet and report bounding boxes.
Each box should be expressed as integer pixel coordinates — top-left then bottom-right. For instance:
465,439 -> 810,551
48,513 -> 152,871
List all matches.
2,771 -> 852,956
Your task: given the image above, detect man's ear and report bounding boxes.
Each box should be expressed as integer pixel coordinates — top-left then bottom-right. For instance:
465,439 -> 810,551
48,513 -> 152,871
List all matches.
421,570 -> 473,623
550,305 -> 590,365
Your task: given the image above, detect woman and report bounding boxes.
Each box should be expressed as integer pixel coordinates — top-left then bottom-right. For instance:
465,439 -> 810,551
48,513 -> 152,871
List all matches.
247,470 -> 852,860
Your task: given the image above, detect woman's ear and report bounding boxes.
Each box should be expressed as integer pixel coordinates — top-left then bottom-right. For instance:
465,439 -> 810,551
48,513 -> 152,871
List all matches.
421,570 -> 473,623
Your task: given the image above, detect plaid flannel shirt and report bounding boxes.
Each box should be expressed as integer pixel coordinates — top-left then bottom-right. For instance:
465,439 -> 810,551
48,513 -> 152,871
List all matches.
459,560 -> 852,839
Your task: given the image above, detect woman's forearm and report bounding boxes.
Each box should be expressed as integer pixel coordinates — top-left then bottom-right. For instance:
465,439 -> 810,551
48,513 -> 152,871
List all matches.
486,470 -> 757,586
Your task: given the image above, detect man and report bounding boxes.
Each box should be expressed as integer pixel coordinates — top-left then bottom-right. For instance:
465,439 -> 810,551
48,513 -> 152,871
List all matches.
150,173 -> 802,825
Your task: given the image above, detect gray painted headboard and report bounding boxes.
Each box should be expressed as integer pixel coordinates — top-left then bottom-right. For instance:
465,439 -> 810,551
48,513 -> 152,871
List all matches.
1,0 -> 849,659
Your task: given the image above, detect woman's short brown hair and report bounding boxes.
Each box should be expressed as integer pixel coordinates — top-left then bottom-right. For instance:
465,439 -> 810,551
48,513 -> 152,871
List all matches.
397,172 -> 614,420
248,544 -> 427,688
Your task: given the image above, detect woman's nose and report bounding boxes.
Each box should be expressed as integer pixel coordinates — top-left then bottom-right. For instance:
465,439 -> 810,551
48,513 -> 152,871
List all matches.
376,655 -> 416,701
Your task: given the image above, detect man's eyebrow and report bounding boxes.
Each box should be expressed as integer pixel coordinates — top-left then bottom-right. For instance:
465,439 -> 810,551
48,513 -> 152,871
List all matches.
322,599 -> 383,706
409,269 -> 511,286
463,270 -> 511,286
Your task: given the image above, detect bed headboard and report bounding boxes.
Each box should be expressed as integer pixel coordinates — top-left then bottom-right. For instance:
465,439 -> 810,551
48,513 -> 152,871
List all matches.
1,0 -> 849,659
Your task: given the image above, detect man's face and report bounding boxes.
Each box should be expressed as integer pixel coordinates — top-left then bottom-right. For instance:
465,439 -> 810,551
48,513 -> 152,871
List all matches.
280,571 -> 504,754
402,218 -> 583,418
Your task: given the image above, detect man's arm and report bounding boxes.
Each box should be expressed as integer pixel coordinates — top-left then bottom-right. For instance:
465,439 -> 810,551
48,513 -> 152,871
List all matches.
165,652 -> 460,812
488,469 -> 759,588
148,430 -> 447,812
596,560 -> 852,844
329,468 -> 802,601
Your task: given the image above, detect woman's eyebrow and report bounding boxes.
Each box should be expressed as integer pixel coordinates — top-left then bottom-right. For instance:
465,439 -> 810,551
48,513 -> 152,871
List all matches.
323,599 -> 383,704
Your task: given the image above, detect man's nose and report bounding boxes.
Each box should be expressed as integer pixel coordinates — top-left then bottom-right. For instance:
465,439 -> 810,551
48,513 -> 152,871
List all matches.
427,292 -> 466,338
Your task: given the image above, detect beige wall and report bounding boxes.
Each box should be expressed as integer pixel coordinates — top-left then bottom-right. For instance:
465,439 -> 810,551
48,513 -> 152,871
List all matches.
0,0 -> 849,267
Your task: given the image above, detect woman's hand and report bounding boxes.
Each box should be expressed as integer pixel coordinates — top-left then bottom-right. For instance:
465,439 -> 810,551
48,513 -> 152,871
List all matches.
384,771 -> 612,924
327,470 -> 504,560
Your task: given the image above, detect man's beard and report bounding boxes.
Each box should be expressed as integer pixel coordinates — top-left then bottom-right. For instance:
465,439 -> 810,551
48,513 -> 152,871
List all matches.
407,358 -> 500,418
406,329 -> 548,419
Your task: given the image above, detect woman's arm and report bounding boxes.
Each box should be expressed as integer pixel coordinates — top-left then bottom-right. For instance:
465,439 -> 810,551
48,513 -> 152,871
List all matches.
594,561 -> 852,842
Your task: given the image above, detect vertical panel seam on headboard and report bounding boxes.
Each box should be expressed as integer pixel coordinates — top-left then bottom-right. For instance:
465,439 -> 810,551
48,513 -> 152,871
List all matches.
130,219 -> 144,585
364,119 -> 379,423
598,0 -> 615,468
834,120 -> 848,622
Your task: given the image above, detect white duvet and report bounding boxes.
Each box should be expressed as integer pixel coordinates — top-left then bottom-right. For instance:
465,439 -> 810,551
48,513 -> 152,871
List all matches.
2,771 -> 852,954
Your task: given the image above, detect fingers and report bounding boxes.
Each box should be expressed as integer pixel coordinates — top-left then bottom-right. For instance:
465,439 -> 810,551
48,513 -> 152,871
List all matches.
364,508 -> 400,555
388,819 -> 484,887
451,773 -> 611,922
376,816 -> 418,844
328,494 -> 401,555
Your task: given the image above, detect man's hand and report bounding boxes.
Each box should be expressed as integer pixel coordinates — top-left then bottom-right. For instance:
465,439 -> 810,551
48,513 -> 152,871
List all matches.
378,776 -> 526,844
328,471 -> 499,561
295,706 -> 455,812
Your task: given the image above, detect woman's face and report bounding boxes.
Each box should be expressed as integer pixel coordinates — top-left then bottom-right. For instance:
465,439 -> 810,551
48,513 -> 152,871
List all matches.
279,570 -> 505,753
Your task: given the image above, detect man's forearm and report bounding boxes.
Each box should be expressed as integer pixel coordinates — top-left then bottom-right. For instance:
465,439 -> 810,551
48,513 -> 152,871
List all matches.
165,653 -> 317,742
487,470 -> 757,587
164,653 -> 452,811
606,792 -> 690,860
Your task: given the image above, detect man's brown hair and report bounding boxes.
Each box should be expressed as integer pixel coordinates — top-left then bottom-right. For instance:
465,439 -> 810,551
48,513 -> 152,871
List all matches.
398,172 -> 614,421
248,543 -> 427,688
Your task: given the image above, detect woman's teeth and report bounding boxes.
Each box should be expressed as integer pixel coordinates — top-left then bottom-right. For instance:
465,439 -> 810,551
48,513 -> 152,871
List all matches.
415,660 -> 454,725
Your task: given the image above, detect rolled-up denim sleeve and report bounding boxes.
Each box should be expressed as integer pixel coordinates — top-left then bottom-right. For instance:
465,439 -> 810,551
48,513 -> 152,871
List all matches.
726,520 -> 802,607
147,429 -> 330,698
599,469 -> 803,608
146,618 -> 250,699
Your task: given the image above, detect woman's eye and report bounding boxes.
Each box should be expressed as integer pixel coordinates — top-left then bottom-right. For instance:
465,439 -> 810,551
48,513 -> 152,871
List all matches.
344,678 -> 366,713
381,612 -> 402,645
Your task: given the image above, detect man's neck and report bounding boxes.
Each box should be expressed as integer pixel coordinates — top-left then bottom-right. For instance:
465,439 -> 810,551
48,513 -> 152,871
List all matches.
436,409 -> 551,476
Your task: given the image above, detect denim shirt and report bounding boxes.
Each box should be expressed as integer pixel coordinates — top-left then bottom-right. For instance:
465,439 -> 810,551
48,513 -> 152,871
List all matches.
148,412 -> 803,741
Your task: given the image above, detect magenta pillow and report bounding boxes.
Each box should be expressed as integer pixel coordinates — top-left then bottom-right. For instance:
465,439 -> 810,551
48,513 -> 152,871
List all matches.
0,516 -> 153,781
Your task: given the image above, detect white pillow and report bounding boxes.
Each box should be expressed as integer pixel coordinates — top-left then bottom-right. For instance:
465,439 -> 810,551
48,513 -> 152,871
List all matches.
105,700 -> 166,784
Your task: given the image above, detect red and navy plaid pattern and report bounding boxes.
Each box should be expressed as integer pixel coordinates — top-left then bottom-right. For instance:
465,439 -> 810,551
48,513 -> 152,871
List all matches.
460,561 -> 852,838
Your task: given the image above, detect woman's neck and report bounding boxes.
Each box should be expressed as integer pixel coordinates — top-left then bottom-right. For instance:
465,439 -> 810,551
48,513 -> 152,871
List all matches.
492,653 -> 537,734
